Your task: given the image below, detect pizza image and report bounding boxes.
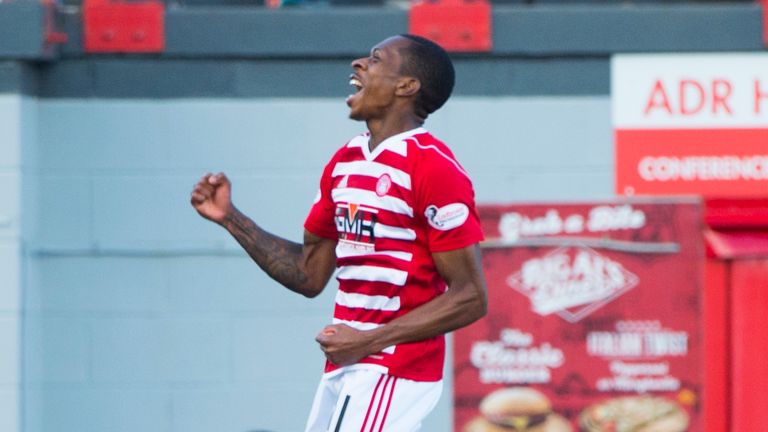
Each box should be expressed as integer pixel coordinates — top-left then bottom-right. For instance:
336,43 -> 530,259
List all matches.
579,395 -> 689,432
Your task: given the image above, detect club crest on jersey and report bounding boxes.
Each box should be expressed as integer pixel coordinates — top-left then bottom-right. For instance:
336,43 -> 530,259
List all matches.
336,203 -> 378,242
425,203 -> 470,231
375,174 -> 392,197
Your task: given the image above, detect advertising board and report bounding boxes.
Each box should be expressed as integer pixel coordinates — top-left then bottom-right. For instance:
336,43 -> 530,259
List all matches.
613,54 -> 768,197
455,200 -> 704,432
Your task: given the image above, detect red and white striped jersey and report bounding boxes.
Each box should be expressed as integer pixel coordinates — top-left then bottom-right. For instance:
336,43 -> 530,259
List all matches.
304,127 -> 483,382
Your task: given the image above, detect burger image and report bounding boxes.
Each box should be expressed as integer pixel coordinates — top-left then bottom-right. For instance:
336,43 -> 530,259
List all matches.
579,395 -> 689,432
464,387 -> 573,432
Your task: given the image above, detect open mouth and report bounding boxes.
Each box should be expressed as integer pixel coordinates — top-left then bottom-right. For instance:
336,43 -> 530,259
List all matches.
349,75 -> 363,93
346,75 -> 363,107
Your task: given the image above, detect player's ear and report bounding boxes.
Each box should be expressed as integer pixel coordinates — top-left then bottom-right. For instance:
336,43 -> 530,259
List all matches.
396,77 -> 420,97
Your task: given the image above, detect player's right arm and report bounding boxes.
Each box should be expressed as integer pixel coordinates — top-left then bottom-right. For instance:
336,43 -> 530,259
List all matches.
190,172 -> 336,298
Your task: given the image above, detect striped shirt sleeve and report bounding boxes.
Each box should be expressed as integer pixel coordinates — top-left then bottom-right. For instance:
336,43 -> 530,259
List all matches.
304,157 -> 339,240
413,146 -> 484,252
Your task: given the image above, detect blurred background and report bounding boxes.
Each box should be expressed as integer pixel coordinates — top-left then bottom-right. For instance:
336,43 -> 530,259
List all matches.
0,0 -> 765,431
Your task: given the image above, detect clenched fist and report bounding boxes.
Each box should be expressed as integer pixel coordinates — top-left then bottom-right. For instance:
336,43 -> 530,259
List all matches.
190,172 -> 234,224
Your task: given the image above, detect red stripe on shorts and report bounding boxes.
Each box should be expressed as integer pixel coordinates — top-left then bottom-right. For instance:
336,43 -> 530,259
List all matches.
377,377 -> 398,432
368,376 -> 393,432
360,374 -> 385,432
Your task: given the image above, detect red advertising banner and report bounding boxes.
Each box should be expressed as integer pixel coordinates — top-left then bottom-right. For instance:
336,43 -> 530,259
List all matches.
615,129 -> 768,197
454,200 -> 704,432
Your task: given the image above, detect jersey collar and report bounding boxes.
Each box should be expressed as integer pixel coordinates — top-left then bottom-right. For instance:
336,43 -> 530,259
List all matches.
352,127 -> 427,161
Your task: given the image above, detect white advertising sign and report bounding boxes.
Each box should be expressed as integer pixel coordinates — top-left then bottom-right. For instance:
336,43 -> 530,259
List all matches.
612,53 -> 768,197
612,53 -> 768,129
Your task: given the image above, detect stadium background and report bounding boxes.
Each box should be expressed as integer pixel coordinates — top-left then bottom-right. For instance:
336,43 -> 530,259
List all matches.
0,1 -> 764,431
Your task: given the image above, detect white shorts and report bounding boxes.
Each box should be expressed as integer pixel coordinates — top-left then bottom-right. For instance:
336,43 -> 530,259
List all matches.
304,368 -> 443,432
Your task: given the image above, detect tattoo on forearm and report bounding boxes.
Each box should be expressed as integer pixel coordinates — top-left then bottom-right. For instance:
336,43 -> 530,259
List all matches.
223,209 -> 311,294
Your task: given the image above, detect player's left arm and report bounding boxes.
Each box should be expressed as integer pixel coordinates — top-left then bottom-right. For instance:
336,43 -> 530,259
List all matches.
316,244 -> 487,366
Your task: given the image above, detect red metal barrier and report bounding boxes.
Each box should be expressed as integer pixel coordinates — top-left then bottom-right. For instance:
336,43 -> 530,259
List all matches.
83,0 -> 165,53
704,198 -> 768,431
730,259 -> 768,431
409,0 -> 491,52
706,198 -> 768,229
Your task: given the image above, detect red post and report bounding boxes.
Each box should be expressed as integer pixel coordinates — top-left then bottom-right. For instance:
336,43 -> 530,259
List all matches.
763,0 -> 768,47
43,0 -> 68,44
703,259 -> 729,432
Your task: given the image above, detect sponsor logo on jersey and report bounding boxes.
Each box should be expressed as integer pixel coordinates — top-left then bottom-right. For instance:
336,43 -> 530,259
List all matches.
335,203 -> 378,242
425,203 -> 470,231
375,174 -> 393,197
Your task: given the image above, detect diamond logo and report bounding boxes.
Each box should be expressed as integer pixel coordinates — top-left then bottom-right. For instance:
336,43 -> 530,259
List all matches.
507,246 -> 639,323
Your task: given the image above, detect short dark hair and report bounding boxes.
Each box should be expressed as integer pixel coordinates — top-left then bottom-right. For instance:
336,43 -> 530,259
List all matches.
398,34 -> 455,119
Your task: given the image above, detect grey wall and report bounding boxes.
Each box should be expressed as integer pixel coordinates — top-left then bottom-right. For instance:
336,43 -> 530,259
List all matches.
0,94 -> 24,432
18,95 -> 611,432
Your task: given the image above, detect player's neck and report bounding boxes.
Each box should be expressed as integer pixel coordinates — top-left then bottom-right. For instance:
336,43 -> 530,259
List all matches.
366,114 -> 422,151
